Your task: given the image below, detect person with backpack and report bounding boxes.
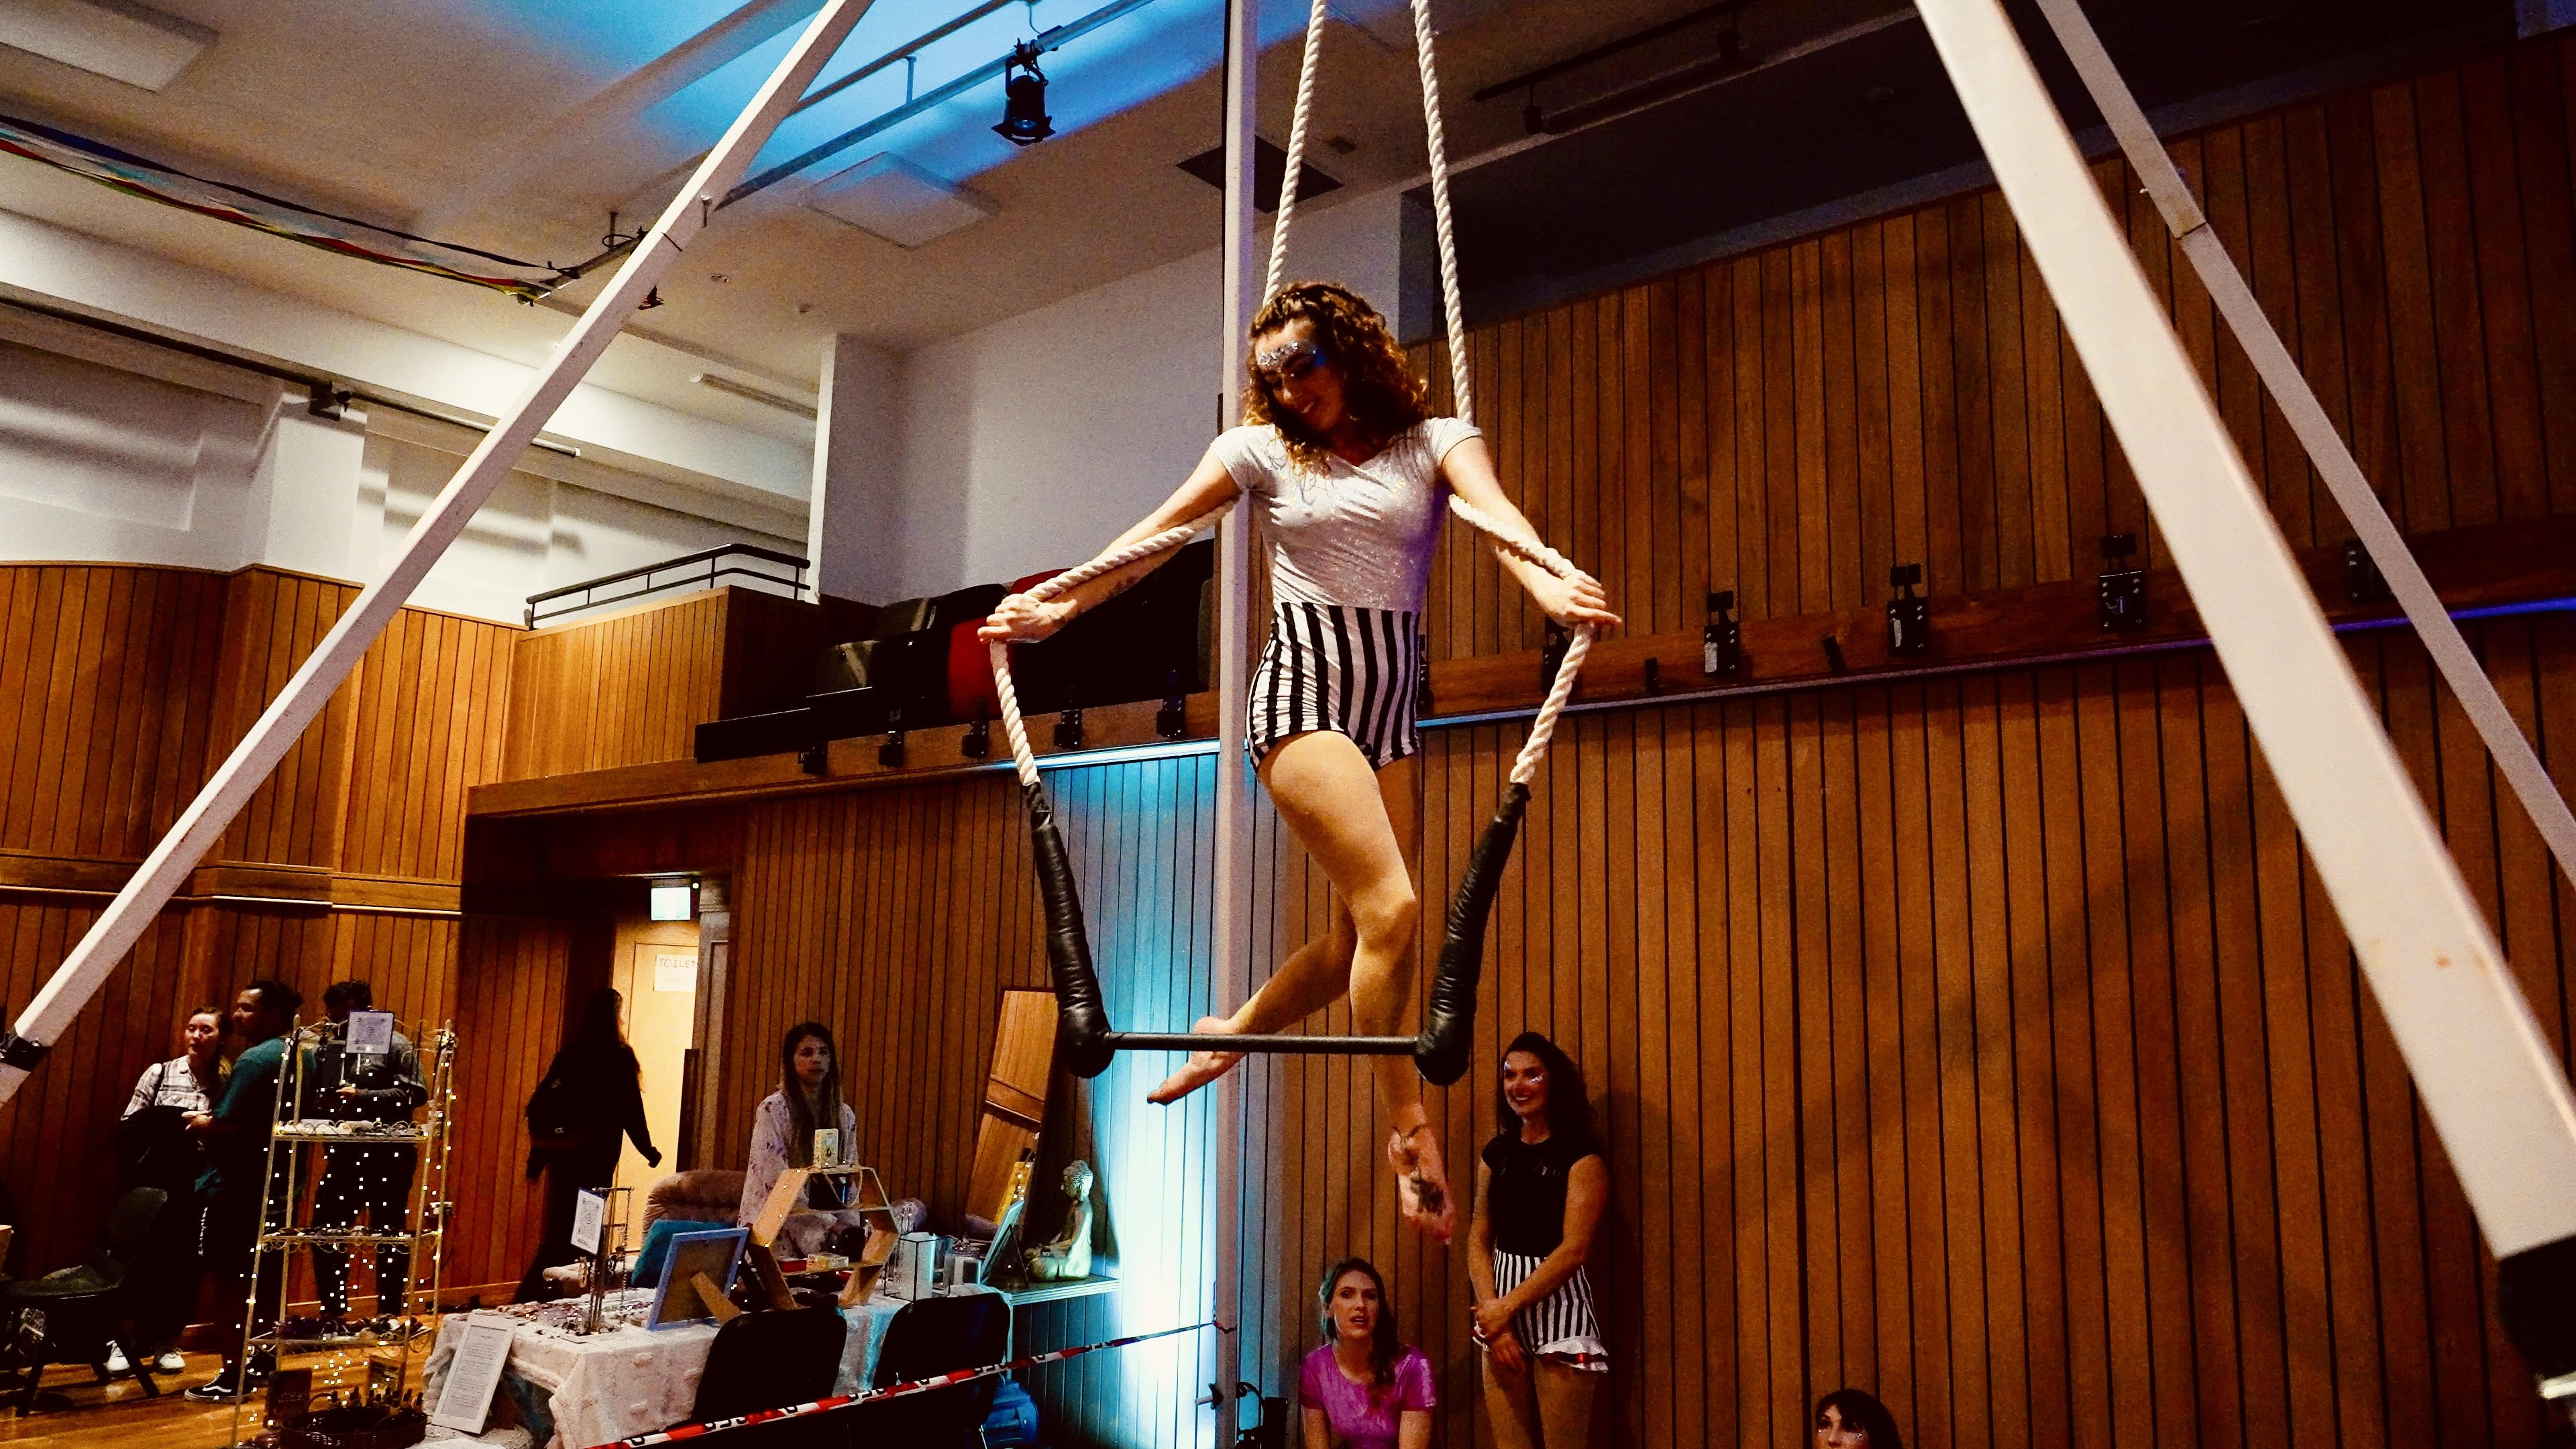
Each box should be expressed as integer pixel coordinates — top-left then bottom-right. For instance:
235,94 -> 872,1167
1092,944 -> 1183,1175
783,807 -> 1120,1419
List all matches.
516,987 -> 659,1299
113,1003 -> 226,1377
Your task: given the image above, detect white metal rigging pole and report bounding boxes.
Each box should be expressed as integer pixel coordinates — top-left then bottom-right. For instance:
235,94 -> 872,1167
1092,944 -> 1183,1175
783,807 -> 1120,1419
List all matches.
1208,0 -> 1260,1430
1917,0 -> 2576,1396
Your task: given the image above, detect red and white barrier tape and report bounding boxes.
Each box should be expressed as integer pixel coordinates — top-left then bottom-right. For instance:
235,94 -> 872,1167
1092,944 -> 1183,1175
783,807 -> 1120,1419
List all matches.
597,1316 -> 1219,1447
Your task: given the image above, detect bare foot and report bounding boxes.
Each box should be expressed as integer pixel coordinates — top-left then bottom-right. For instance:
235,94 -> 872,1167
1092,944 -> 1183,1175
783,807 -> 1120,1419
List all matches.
1146,1017 -> 1245,1104
1387,1125 -> 1457,1242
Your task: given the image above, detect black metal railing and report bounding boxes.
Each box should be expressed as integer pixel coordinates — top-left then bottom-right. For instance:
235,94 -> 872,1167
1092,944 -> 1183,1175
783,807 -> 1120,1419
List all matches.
525,545 -> 809,628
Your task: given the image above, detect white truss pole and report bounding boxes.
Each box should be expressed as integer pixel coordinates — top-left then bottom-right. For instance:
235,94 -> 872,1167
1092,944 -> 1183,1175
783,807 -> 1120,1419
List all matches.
1208,0 -> 1260,1432
1917,0 -> 2576,1258
2031,0 -> 2576,896
0,0 -> 880,1107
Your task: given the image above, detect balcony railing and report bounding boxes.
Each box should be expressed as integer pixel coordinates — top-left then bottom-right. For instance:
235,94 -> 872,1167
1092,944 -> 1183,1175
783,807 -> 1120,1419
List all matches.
525,545 -> 809,628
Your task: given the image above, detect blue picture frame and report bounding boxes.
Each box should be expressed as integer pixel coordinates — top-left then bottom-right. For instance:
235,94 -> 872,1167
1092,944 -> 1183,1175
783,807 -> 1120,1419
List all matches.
646,1226 -> 748,1330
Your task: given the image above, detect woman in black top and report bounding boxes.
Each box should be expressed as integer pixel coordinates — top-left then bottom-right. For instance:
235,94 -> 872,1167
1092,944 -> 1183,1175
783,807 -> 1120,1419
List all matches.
1465,1031 -> 1607,1449
515,988 -> 661,1297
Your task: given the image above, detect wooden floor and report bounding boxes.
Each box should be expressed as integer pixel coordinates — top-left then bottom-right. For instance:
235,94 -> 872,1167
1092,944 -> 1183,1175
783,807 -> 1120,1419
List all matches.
0,1344 -> 427,1448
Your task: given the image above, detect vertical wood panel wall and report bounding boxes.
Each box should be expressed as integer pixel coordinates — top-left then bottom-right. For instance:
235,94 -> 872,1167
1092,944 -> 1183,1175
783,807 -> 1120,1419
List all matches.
598,614 -> 2576,1449
0,561 -> 524,1287
500,586 -> 833,782
1421,42 -> 2576,663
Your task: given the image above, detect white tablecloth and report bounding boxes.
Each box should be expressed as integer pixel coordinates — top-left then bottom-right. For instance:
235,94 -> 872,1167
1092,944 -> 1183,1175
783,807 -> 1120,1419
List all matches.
424,1292 -> 910,1449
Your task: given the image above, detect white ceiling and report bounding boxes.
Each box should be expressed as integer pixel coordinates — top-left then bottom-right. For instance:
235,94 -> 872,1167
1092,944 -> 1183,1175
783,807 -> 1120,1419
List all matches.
0,0 -> 1739,405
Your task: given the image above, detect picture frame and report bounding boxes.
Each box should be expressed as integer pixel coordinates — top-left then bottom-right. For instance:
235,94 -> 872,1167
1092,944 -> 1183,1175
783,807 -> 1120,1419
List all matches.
646,1227 -> 748,1330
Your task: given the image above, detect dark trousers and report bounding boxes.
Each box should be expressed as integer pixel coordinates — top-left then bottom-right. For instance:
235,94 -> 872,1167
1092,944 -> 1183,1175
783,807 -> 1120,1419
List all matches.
515,1144 -> 620,1301
311,1145 -> 417,1317
200,1187 -> 284,1367
128,1183 -> 205,1351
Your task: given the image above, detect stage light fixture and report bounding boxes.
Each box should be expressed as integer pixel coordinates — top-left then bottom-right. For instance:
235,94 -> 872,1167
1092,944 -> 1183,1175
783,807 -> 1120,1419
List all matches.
994,41 -> 1053,146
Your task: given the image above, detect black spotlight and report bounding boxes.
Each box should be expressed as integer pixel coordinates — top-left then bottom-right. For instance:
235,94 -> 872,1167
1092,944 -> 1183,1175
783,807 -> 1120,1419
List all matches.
994,41 -> 1053,146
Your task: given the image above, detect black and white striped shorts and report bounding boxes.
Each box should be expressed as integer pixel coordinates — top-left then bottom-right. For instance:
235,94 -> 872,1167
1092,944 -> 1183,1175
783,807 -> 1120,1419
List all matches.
1246,601 -> 1422,770
1492,1250 -> 1610,1371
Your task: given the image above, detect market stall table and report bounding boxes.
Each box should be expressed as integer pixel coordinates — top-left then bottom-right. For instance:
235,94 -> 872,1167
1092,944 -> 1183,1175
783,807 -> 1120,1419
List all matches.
422,1287 -> 920,1448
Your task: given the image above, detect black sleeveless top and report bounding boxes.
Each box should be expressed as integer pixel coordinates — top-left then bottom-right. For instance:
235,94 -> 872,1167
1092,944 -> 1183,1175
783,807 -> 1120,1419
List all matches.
1481,1130 -> 1600,1256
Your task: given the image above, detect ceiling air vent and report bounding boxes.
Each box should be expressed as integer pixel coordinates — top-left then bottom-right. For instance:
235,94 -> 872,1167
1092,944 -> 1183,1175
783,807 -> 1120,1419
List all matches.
1175,136 -> 1338,214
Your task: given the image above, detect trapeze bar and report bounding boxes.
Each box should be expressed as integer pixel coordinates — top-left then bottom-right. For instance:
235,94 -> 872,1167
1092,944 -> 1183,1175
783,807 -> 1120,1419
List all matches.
1101,1032 -> 1417,1056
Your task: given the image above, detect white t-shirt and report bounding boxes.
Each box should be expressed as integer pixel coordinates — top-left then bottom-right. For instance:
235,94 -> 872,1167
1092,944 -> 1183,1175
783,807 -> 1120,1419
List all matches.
1209,417 -> 1482,614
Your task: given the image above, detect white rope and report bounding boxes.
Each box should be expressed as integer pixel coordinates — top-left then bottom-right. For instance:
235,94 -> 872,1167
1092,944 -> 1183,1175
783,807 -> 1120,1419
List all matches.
989,504 -> 1235,788
1263,0 -> 1333,302
1445,494 -> 1592,784
1411,0 -> 1473,422
1020,0 -> 1583,802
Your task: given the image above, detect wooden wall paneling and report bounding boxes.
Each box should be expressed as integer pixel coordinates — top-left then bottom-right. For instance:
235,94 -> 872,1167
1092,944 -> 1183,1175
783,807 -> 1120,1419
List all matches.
1961,675 -> 2027,1445
1851,227 -> 1893,597
2467,56 -> 2551,524
1978,197 -> 2034,593
2416,70 -> 2505,531
2002,672 -> 2070,1442
1703,259 -> 1741,617
2514,44 -> 2576,515
1673,269 -> 1711,635
2033,669 -> 2110,1449
2369,78 -> 2455,535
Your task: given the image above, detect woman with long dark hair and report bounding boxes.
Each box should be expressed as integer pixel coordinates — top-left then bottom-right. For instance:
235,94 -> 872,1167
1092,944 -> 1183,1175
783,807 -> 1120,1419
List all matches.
516,987 -> 659,1297
1300,1257 -> 1434,1449
1466,1031 -> 1608,1448
1813,1387 -> 1905,1449
984,282 -> 1617,1239
738,1021 -> 865,1256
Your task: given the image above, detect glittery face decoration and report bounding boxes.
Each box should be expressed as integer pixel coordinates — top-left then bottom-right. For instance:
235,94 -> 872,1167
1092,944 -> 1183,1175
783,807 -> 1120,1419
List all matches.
1252,338 -> 1329,387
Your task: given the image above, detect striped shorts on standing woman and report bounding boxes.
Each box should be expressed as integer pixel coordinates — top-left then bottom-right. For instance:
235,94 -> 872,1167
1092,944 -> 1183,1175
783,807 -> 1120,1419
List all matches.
1247,601 -> 1423,769
1491,1250 -> 1609,1371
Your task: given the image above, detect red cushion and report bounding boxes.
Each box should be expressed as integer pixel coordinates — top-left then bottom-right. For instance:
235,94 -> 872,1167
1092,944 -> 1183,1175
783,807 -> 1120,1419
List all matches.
948,618 -> 1002,721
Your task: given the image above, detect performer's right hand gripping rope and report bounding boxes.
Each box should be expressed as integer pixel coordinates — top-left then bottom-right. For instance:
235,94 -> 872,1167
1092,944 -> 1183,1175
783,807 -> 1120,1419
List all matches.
989,505 -> 1232,1079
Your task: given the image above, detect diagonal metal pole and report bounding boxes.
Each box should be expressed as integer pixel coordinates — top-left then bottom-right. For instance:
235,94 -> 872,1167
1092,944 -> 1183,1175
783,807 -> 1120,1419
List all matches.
2030,0 -> 2576,893
0,0 -> 881,1107
1915,0 -> 2576,1303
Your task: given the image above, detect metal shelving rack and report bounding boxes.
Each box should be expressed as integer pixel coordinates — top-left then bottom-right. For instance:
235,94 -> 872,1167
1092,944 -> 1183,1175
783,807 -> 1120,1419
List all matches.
228,1018 -> 456,1448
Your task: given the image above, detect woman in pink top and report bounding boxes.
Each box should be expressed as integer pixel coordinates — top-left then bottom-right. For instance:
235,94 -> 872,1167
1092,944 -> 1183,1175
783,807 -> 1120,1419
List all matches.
1301,1257 -> 1434,1449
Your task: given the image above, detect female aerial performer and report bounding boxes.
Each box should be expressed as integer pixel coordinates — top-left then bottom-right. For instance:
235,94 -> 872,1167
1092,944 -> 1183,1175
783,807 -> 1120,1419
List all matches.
980,281 -> 1617,1240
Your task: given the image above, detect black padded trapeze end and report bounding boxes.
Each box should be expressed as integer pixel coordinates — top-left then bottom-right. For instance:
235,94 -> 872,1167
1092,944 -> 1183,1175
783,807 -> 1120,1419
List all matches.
1024,782 -> 1116,1079
2499,1233 -> 2576,1393
1414,782 -> 1530,1086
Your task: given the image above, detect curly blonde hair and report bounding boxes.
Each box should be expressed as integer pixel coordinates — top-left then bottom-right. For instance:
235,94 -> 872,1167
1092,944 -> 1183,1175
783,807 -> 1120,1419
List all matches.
1242,281 -> 1431,472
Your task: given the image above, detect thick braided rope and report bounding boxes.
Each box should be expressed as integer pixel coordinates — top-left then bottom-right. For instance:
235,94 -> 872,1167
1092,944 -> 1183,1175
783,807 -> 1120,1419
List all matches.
989,504 -> 1234,788
1445,495 -> 1593,785
1263,0 -> 1333,301
1411,0 -> 1474,423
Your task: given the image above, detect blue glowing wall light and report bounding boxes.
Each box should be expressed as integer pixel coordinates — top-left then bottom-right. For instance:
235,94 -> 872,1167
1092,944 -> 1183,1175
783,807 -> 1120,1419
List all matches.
1051,753 -> 1228,1443
471,0 -> 1352,207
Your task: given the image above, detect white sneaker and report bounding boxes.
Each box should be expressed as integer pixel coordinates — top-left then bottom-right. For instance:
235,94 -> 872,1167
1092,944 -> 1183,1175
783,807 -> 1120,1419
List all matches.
153,1352 -> 186,1375
104,1347 -> 131,1375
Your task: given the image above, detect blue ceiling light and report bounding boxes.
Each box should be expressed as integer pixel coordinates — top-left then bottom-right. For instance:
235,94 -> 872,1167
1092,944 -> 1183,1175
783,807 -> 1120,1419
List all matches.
991,40 -> 1053,145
